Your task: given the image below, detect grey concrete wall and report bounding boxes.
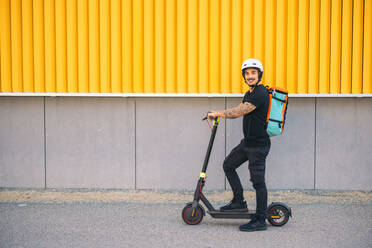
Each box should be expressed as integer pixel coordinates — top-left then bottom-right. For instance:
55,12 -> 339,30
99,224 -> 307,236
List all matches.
316,98 -> 372,190
136,98 -> 226,190
0,97 -> 45,188
0,96 -> 371,190
45,98 -> 135,189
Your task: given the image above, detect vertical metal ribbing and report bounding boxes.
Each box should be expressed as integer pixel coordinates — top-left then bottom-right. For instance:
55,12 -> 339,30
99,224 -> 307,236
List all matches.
2,0 -> 369,95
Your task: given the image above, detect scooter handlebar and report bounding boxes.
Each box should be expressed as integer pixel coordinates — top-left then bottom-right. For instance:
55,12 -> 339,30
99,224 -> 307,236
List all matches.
202,112 -> 217,121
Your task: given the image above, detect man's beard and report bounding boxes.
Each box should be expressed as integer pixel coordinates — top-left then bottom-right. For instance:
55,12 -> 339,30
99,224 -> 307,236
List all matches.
245,79 -> 258,87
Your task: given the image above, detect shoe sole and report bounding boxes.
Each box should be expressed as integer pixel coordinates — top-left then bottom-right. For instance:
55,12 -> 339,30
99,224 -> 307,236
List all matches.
239,226 -> 267,232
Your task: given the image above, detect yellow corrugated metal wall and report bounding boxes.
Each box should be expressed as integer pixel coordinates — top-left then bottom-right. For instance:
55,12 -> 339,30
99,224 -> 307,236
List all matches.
0,0 -> 371,94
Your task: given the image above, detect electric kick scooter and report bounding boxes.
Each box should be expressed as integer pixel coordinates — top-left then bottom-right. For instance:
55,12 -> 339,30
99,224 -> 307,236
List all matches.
182,116 -> 292,226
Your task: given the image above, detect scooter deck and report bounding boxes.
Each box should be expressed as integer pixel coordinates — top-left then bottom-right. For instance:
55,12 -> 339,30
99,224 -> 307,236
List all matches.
207,210 -> 256,219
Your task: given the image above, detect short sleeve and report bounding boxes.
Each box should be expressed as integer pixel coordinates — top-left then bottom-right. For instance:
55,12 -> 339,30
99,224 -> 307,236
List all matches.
246,87 -> 266,107
242,92 -> 249,103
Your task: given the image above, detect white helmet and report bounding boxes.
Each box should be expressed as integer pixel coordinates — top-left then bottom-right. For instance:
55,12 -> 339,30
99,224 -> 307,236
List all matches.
241,58 -> 263,75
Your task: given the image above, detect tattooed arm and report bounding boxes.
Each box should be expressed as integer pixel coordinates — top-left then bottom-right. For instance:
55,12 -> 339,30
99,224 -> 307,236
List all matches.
208,102 -> 256,119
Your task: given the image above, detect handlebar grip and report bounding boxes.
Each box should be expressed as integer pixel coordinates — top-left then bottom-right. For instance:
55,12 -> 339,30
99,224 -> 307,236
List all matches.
202,111 -> 212,121
203,111 -> 217,121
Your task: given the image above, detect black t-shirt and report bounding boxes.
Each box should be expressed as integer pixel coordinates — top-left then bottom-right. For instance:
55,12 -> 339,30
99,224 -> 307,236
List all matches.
242,84 -> 270,147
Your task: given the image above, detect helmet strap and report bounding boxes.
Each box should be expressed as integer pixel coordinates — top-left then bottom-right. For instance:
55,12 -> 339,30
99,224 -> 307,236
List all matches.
244,71 -> 263,90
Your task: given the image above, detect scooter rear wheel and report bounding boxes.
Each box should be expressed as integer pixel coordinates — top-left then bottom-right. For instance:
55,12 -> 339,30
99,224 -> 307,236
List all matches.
267,205 -> 290,226
182,203 -> 203,225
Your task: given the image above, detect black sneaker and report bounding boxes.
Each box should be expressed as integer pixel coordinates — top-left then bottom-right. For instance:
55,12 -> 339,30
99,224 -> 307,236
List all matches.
220,199 -> 248,212
239,214 -> 267,232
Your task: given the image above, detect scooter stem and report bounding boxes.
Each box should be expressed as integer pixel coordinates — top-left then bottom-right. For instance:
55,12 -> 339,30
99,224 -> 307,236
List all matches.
201,117 -> 220,173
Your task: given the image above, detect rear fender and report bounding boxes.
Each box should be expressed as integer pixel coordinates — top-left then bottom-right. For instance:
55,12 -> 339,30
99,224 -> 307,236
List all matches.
267,202 -> 292,217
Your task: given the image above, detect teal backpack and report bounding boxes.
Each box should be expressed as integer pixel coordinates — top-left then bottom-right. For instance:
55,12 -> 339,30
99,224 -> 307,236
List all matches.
255,86 -> 289,137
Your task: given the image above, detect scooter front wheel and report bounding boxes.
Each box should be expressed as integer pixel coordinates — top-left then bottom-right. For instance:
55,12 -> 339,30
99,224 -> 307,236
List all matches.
182,203 -> 204,225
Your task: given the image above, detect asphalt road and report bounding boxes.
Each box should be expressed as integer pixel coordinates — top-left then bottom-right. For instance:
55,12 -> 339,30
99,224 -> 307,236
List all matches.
1,201 -> 371,248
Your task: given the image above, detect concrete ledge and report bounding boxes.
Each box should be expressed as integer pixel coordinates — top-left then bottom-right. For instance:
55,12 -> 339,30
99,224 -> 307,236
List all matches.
1,189 -> 371,204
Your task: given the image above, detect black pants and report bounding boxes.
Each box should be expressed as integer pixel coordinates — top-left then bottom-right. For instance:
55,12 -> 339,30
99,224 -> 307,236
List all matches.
223,140 -> 270,215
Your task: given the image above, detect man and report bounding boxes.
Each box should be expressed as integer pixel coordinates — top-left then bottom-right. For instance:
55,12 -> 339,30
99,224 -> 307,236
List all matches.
207,58 -> 270,232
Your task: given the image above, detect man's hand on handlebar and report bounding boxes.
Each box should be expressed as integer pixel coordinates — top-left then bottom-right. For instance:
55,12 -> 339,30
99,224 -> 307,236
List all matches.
207,111 -> 219,120
202,111 -> 221,121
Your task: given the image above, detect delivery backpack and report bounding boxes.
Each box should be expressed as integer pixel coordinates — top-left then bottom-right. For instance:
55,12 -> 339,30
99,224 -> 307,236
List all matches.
254,86 -> 289,137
